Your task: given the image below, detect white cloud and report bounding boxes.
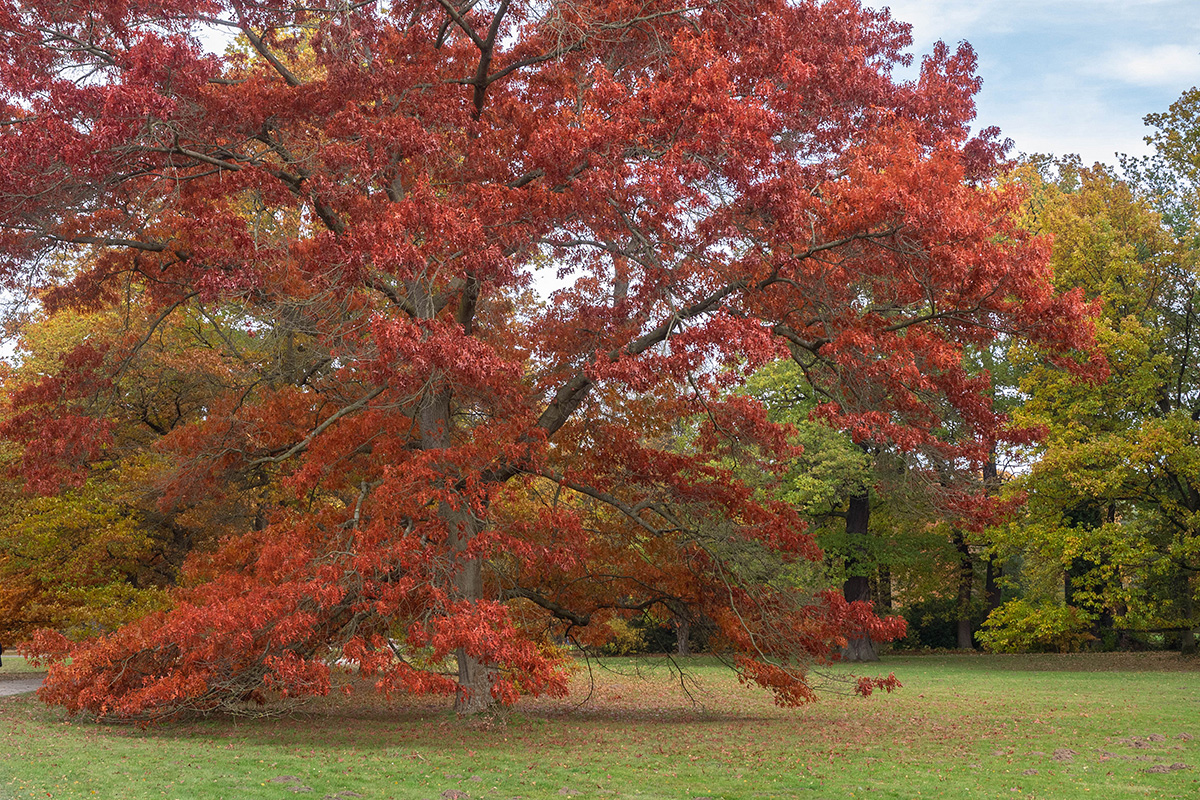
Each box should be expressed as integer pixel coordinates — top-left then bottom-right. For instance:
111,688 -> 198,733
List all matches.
871,1 -> 1200,165
1086,44 -> 1200,87
878,1 -> 1008,49
980,84 -> 1152,163
880,0 -> 1199,54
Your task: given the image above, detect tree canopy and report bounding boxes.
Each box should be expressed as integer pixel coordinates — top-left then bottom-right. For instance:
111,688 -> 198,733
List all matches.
0,0 -> 1091,719
986,139 -> 1200,653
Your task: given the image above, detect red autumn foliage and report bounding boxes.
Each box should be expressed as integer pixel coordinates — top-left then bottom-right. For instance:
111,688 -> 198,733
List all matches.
0,0 -> 1093,720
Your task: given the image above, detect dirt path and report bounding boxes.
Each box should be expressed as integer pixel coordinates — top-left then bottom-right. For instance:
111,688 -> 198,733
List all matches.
0,677 -> 43,697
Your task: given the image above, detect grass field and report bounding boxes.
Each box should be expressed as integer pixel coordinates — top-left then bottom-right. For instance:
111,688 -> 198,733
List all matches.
0,654 -> 44,676
1,652 -> 1198,799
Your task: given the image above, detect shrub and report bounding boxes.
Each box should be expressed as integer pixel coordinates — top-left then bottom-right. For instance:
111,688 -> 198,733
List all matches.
891,596 -> 991,650
977,600 -> 1096,653
599,618 -> 647,655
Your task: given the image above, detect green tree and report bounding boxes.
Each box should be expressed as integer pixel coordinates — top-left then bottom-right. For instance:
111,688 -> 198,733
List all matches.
995,153 -> 1199,652
745,359 -> 999,656
0,296 -> 285,646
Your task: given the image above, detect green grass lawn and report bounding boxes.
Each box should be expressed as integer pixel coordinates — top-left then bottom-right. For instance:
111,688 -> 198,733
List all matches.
0,655 -> 44,676
1,652 -> 1198,799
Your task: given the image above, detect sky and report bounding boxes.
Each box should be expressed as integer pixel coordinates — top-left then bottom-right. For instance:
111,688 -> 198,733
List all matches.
879,0 -> 1200,166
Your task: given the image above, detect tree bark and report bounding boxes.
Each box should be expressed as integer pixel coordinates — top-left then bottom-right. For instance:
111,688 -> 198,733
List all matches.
952,529 -> 974,650
676,617 -> 691,656
984,555 -> 1002,613
876,566 -> 893,613
448,503 -> 495,713
841,493 -> 878,662
418,380 -> 495,714
982,456 -> 1003,614
1179,571 -> 1196,656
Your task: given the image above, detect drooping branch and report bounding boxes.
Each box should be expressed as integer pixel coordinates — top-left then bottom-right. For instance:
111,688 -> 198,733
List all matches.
529,467 -> 683,537
502,586 -> 591,626
534,279 -> 748,439
247,386 -> 386,467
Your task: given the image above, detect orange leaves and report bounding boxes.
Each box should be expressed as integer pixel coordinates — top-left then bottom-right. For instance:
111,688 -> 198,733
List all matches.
369,315 -> 524,409
263,651 -> 331,698
726,589 -> 906,707
854,673 -> 901,698
736,659 -> 818,707
26,579 -> 336,721
19,629 -> 72,664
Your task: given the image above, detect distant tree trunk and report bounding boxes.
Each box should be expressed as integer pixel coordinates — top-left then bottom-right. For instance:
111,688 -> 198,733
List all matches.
952,529 -> 974,650
982,457 -> 1003,615
984,556 -> 1002,612
842,493 -> 878,662
1089,504 -> 1118,649
1064,555 -> 1090,613
1065,552 -> 1108,649
876,566 -> 893,613
1064,501 -> 1103,618
1113,599 -> 1134,650
1185,479 -> 1199,655
1179,571 -> 1196,656
676,617 -> 691,656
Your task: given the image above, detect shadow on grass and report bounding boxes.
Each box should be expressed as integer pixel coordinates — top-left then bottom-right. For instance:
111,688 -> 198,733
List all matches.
14,651 -> 1196,753
9,662 -> 786,753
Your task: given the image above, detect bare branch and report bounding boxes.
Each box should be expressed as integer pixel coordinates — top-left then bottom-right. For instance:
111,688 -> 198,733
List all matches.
240,26 -> 303,88
433,0 -> 486,50
529,467 -> 679,537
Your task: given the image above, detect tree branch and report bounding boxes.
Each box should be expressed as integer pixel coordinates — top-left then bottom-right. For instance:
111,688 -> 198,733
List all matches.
433,0 -> 486,50
502,587 -> 591,626
240,26 -> 303,87
248,386 -> 386,467
529,467 -> 680,537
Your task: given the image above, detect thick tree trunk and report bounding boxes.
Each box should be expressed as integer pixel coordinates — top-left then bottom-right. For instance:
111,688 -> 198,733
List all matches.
1113,600 -> 1134,650
449,506 -> 495,714
876,566 -> 893,613
1178,571 -> 1196,656
952,529 -> 974,650
418,380 -> 496,714
841,493 -> 878,662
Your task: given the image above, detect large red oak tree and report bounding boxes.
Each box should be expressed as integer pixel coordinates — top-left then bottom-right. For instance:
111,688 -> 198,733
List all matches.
0,0 -> 1091,719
